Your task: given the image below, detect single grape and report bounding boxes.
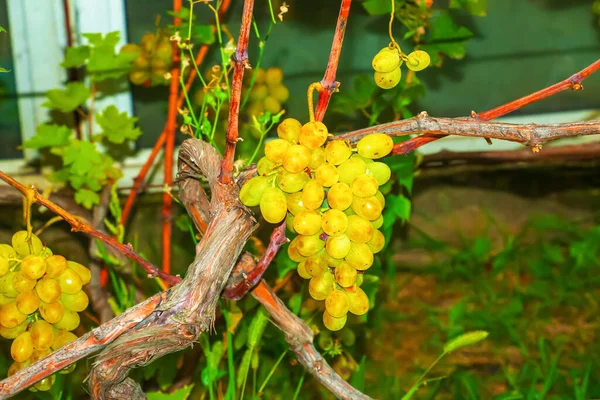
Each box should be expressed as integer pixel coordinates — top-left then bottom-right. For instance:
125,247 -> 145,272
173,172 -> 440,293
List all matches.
345,243 -> 374,271
325,234 -> 352,259
11,331 -> 33,362
276,170 -> 309,193
351,196 -> 382,221
304,255 -> 328,277
0,302 -> 27,328
346,286 -> 370,315
265,67 -> 283,85
34,375 -> 55,392
296,233 -> 325,257
365,162 -> 391,185
327,183 -> 353,211
0,244 -> 17,260
0,321 -> 27,339
249,84 -> 269,101
308,270 -> 334,301
323,311 -> 347,331
287,238 -> 307,263
406,50 -> 431,72
257,157 -> 276,176
315,163 -> 340,188
21,255 -> 47,280
372,47 -> 401,73
325,290 -> 349,318
61,290 -> 89,313
45,255 -> 67,278
371,214 -> 384,230
374,67 -> 401,89
1,272 -> 19,298
286,192 -> 306,215
239,176 -> 269,207
39,301 -> 64,324
0,256 -> 9,277
53,309 -> 80,331
351,175 -> 379,198
264,95 -> 282,114
298,121 -> 328,149
30,320 -> 54,351
297,261 -> 312,279
265,139 -> 291,163
325,140 -> 352,165
321,209 -> 348,237
337,158 -> 367,186
259,187 -> 288,224
58,269 -> 82,295
67,261 -> 91,285
12,272 -> 36,293
357,133 -> 394,159
309,147 -> 326,169
335,262 -> 358,287
12,231 -> 43,256
345,215 -> 374,243
293,211 -> 322,236
301,181 -> 324,210
16,290 -> 40,314
367,230 -> 385,253
271,83 -> 290,102
374,191 -> 385,208
51,330 -> 77,350
282,145 -> 311,174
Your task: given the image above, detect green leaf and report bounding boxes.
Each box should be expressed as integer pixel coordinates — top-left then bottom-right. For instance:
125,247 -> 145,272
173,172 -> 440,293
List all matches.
147,385 -> 194,400
443,330 -> 489,354
0,26 -> 6,33
449,0 -> 487,16
63,140 -> 103,176
383,194 -> 411,227
0,67 -> 9,73
362,0 -> 392,15
61,46 -> 90,68
83,32 -> 137,81
349,356 -> 367,392
43,82 -> 90,113
193,25 -> 216,45
23,124 -> 72,149
96,105 -> 142,144
82,32 -> 121,47
429,12 -> 473,41
74,188 -> 100,208
276,243 -> 297,279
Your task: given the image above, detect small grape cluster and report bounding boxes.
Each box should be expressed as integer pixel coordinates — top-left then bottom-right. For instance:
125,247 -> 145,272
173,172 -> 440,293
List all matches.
243,67 -> 290,122
0,231 -> 90,391
372,45 -> 431,89
121,30 -> 173,86
239,119 -> 393,331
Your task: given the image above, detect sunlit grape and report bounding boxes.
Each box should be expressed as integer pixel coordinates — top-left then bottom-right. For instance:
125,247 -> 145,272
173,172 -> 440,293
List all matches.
351,196 -> 382,221
325,234 -> 351,259
367,230 -> 385,253
334,262 -> 357,287
308,270 -> 334,301
12,272 -> 36,293
0,302 -> 27,328
325,140 -> 352,165
265,139 -> 291,163
286,192 -> 307,215
240,176 -> 269,207
61,290 -> 89,312
301,181 -> 324,210
351,175 -> 379,198
45,255 -> 67,278
346,286 -> 370,315
374,68 -> 401,89
39,301 -> 64,324
11,331 -> 33,362
53,309 -> 80,331
321,209 -> 348,237
299,121 -> 328,149
345,243 -> 374,271
323,311 -> 347,331
282,145 -> 311,174
58,269 -> 82,295
327,183 -> 353,211
325,289 -> 349,318
287,238 -> 307,263
315,164 -> 339,187
365,162 -> 391,185
309,147 -> 326,169
16,290 -> 39,314
276,170 -> 309,193
337,158 -> 367,186
357,133 -> 393,159
257,157 -> 277,176
67,261 -> 91,285
345,215 -> 374,243
259,187 -> 288,224
33,375 -> 55,392
293,211 -> 322,236
296,233 -> 325,257
372,47 -> 401,73
304,255 -> 328,277
297,261 -> 312,279
21,255 -> 46,280
30,320 -> 54,351
12,231 -> 43,256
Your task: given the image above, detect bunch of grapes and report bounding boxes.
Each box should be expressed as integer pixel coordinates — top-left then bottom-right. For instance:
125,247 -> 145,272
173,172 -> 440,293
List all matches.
372,45 -> 431,89
243,67 -> 290,124
0,231 -> 90,391
121,30 -> 173,86
239,119 -> 393,331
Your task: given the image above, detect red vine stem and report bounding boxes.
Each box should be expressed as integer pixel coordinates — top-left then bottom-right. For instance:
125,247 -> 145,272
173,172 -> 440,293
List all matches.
219,0 -> 255,184
314,0 -> 352,122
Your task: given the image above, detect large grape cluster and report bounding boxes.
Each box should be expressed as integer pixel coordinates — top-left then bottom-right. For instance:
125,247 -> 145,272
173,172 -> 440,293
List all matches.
371,45 -> 431,89
239,119 -> 393,331
0,231 -> 90,391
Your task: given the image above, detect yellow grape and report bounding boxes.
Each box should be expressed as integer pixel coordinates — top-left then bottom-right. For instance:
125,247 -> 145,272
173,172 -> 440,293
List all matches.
0,302 -> 27,328
327,183 -> 353,211
259,187 -> 288,224
11,331 -> 33,362
239,176 -> 269,207
59,269 -> 82,295
282,145 -> 311,174
30,348 -> 51,363
297,261 -> 312,279
257,157 -> 276,176
286,213 -> 296,234
34,375 -> 55,392
0,293 -> 12,305
298,121 -> 329,149
12,231 -> 43,256
35,278 -> 61,303
0,256 -> 9,277
365,162 -> 391,185
51,330 -> 77,350
39,301 -> 64,324
53,309 -> 80,331
375,191 -> 385,208
276,170 -> 309,193
265,139 -> 291,163
335,262 -> 358,287
1,272 -> 19,297
351,175 -> 379,198
45,255 -> 67,278
346,243 -> 374,271
324,140 -> 352,165
357,133 -> 394,159
67,261 -> 91,285
293,211 -> 322,236
374,68 -> 401,89
346,215 -> 374,243
249,84 -> 269,101
308,147 -> 326,169
346,286 -> 370,315
265,67 -> 283,85
30,320 -> 54,351
321,209 -> 348,237
287,238 -> 307,262
304,255 -> 328,277
325,290 -> 349,318
372,47 -> 401,73
296,233 -> 325,257
371,215 -> 384,230
16,290 -> 39,314
12,272 -> 36,293
21,255 -> 47,280
61,290 -> 89,312
351,196 -> 382,221
325,234 -> 351,259
271,83 -> 290,103
323,311 -> 347,331
0,243 -> 16,259
406,50 -> 431,72
315,164 -> 339,187
0,321 -> 27,339
337,158 -> 367,186
308,270 -> 334,300
367,230 -> 385,253
301,181 -> 324,210
323,252 -> 343,268
286,192 -> 307,215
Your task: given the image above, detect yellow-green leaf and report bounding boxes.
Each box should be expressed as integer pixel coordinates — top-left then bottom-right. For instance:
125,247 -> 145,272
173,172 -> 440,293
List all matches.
443,330 -> 489,354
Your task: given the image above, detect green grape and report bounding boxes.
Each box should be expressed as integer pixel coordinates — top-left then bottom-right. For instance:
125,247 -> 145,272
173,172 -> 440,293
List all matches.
33,375 -> 55,392
11,331 -> 33,362
51,330 -> 77,350
53,309 -> 80,331
45,255 -> 67,278
12,272 -> 36,293
365,162 -> 391,185
61,290 -> 89,312
327,183 -> 353,211
285,213 -> 296,234
334,262 -> 357,287
325,234 -> 351,259
345,215 -> 374,243
406,50 -> 431,72
371,215 -> 384,230
315,164 -> 339,187
346,286 -> 370,315
321,209 -> 348,237
1,272 -> 19,297
367,230 -> 385,253
287,238 -> 307,263
374,68 -> 401,89
239,176 -> 269,207
351,175 -> 379,198
325,290 -> 349,318
337,158 -> 367,186
308,270 -> 334,301
308,147 -> 326,169
0,302 -> 27,328
282,145 -> 311,174
276,170 -> 309,193
60,362 -> 76,374
59,269 -> 82,295
0,321 -> 27,339
336,327 -> 356,347
259,187 -> 288,224
21,255 -> 47,280
0,293 -> 12,304
293,211 -> 322,236
16,290 -> 39,314
265,139 -> 291,163
296,233 -> 325,257
299,121 -> 329,149
324,252 -> 343,268
297,261 -> 312,279
374,191 -> 385,208
0,256 -> 9,277
324,140 -> 352,165
249,84 -> 269,101
30,348 -> 51,363
301,181 -> 324,210
372,47 -> 401,73
345,243 -> 374,271
30,320 -> 54,351
67,261 -> 91,286
12,231 -> 43,256
39,301 -> 64,324
257,157 -> 276,176
286,192 -> 307,215
351,196 -> 382,221
357,133 -> 393,159
304,254 -> 328,277
323,311 -> 347,331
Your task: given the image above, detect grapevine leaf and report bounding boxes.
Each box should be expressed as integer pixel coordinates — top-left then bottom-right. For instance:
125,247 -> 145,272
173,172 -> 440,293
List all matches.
193,24 -> 215,45
0,26 -> 5,33
449,0 -> 487,16
96,105 -> 142,144
147,385 -> 194,400
63,140 -> 103,176
362,0 -> 392,15
75,188 -> 100,208
23,124 -> 72,149
83,32 -> 137,81
61,46 -> 90,68
43,83 -> 90,113
383,194 -> 411,227
443,330 -> 489,354
421,11 -> 473,65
